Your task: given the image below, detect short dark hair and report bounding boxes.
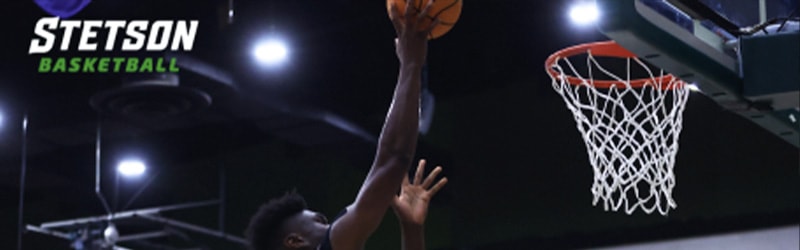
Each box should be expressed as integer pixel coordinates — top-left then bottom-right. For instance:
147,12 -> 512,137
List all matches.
245,191 -> 308,250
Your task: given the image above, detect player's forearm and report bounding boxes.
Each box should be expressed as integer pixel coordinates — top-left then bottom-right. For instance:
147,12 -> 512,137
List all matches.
399,222 -> 425,250
375,62 -> 422,167
337,63 -> 423,247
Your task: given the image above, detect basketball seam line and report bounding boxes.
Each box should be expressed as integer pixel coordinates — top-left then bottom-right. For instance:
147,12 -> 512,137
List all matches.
430,0 -> 460,21
402,0 -> 459,38
428,0 -> 460,37
409,0 -> 459,24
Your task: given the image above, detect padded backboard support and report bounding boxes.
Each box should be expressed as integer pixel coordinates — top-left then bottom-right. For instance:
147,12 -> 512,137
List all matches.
595,0 -> 800,148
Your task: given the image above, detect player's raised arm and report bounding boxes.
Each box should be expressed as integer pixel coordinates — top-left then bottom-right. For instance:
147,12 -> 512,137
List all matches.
329,1 -> 439,249
392,159 -> 448,250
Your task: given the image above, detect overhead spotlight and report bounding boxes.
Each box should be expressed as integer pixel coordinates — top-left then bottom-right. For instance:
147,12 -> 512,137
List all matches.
569,1 -> 600,26
0,111 -> 4,128
103,223 -> 119,245
117,159 -> 146,178
253,38 -> 289,67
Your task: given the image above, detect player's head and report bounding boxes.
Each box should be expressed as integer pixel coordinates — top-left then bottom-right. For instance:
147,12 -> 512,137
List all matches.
245,191 -> 330,250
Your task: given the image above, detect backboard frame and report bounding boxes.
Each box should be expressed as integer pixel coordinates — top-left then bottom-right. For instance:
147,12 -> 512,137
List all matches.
595,0 -> 800,148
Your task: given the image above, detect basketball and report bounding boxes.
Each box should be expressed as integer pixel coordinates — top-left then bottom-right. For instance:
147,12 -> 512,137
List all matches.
386,0 -> 462,39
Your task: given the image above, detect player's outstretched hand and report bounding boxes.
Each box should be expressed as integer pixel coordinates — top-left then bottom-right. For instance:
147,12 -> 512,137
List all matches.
389,0 -> 440,66
391,159 -> 448,226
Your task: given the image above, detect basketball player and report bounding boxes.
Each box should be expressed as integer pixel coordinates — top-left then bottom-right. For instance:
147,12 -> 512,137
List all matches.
245,1 -> 443,250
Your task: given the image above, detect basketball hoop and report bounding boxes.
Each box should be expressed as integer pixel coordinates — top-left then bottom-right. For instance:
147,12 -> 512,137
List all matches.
545,41 -> 690,215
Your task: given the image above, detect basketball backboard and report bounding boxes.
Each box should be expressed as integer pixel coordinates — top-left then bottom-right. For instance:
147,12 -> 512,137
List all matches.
595,0 -> 800,148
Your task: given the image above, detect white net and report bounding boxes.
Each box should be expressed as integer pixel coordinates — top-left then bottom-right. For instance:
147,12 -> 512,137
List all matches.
548,46 -> 690,215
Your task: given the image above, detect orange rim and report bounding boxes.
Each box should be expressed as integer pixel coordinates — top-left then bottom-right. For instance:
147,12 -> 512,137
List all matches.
545,41 -> 683,89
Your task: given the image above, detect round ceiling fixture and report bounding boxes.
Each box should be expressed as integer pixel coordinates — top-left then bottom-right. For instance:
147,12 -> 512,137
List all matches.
90,74 -> 212,120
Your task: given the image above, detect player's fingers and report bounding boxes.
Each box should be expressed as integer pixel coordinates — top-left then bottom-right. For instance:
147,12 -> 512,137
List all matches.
418,0 -> 434,21
389,4 -> 403,35
402,174 -> 410,186
414,159 -> 426,185
404,0 -> 414,19
428,177 -> 448,196
425,18 -> 440,38
421,166 -> 442,189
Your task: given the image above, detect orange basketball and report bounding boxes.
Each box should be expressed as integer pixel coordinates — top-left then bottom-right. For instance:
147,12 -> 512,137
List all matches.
386,0 -> 462,39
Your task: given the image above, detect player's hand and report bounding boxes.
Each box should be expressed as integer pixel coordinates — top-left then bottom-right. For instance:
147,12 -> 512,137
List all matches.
391,159 -> 448,226
389,0 -> 440,66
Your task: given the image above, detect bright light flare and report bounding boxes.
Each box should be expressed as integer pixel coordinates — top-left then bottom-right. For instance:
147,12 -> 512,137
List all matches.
569,1 -> 600,26
117,160 -> 146,177
253,39 -> 289,67
686,83 -> 701,92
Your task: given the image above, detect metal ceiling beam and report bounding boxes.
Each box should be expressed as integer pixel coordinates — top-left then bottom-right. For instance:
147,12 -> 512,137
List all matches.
117,231 -> 171,242
40,200 -> 219,229
136,213 -> 247,245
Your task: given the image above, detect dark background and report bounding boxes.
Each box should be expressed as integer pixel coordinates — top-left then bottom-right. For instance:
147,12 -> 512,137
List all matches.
0,0 -> 797,249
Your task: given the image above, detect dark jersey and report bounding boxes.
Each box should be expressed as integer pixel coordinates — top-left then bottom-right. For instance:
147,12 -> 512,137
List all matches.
318,209 -> 347,250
